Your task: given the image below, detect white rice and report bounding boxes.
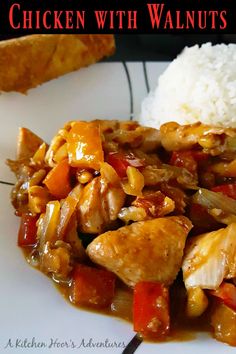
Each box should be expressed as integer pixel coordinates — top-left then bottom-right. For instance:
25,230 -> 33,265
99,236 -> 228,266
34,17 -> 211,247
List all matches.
140,42 -> 236,128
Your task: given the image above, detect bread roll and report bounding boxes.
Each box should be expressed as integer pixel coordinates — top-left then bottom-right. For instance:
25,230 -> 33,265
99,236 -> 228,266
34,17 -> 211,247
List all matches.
0,34 -> 115,92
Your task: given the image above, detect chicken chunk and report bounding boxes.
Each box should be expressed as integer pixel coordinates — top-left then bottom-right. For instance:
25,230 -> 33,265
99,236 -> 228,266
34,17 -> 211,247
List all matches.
182,223 -> 236,290
77,175 -> 125,234
87,216 -> 192,287
160,122 -> 236,154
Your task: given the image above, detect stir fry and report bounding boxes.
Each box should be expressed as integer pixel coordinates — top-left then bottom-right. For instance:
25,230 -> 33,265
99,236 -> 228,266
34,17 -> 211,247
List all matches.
7,120 -> 236,345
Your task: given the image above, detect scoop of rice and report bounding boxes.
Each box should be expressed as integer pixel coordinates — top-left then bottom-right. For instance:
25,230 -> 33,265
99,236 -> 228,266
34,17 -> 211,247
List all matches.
140,42 -> 236,128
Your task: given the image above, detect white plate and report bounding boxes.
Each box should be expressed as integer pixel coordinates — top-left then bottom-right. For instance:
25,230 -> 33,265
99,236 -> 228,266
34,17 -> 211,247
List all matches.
0,62 -> 234,354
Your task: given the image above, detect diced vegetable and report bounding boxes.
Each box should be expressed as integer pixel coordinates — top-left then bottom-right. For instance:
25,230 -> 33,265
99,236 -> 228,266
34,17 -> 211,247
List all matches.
211,302 -> 236,346
170,150 -> 208,174
189,203 -> 209,227
133,282 -> 170,339
209,282 -> 236,312
107,151 -> 144,178
18,214 -> 38,247
170,151 -> 197,174
212,184 -> 236,200
182,223 -> 236,290
56,184 -> 83,240
192,188 -> 236,215
70,265 -> 116,308
43,159 -> 72,199
189,203 -> 219,232
111,288 -> 133,321
192,150 -> 209,161
37,201 -> 61,247
170,151 -> 193,168
67,121 -> 104,170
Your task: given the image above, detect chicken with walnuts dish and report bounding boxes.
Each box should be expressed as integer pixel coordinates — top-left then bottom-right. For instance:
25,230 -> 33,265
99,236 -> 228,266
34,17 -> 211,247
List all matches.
7,119 -> 236,345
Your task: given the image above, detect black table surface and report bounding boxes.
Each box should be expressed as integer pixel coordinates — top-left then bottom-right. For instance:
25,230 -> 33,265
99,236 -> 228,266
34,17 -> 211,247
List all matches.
109,34 -> 236,61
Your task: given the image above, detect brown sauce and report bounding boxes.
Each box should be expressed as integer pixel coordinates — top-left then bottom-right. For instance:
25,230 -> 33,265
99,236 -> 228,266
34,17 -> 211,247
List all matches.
23,247 -> 214,344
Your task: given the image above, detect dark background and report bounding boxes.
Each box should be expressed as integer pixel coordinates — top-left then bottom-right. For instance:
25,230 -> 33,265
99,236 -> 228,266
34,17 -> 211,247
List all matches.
110,34 -> 236,61
1,34 -> 236,60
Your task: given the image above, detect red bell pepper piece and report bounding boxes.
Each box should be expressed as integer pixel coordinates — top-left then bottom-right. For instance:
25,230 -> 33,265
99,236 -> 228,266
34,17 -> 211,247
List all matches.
133,281 -> 170,339
70,265 -> 116,308
107,151 -> 144,178
189,203 -> 219,231
170,150 -> 208,174
211,183 -> 236,200
209,282 -> 236,312
18,214 -> 38,247
191,150 -> 209,162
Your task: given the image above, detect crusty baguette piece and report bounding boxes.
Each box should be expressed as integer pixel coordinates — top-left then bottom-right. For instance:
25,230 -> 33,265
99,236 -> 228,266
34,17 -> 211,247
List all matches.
0,34 -> 115,93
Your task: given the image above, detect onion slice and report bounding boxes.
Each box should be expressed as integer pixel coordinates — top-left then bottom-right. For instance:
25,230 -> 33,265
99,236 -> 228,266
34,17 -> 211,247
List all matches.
182,223 -> 236,290
192,188 -> 236,215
